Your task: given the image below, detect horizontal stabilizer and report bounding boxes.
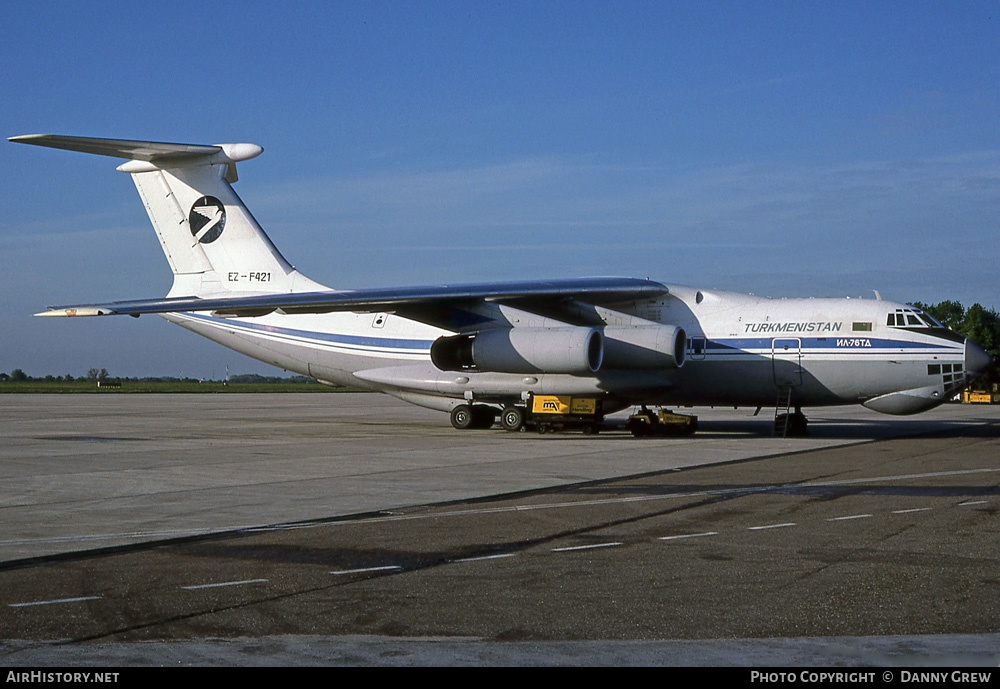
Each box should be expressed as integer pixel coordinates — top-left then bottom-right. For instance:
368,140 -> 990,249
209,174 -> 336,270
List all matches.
9,135 -> 262,177
10,134 -> 223,161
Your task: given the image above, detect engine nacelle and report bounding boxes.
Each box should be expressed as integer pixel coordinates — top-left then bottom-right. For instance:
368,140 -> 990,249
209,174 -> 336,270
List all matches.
601,324 -> 686,369
431,327 -> 604,374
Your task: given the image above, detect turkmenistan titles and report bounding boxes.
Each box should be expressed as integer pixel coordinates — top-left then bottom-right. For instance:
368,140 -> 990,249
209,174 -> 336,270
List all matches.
743,321 -> 843,334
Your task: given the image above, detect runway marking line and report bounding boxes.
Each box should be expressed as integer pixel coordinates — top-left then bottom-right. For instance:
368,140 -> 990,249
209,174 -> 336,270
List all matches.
658,532 -> 718,541
552,542 -> 622,552
180,578 -> 268,590
451,554 -> 517,563
6,500 -> 990,611
8,596 -> 101,608
748,523 -> 796,531
330,566 -> 403,575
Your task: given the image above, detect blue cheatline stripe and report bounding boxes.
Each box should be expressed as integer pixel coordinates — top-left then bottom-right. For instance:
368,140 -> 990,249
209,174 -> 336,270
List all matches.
709,337 -> 961,352
175,314 -> 963,358
179,313 -> 434,353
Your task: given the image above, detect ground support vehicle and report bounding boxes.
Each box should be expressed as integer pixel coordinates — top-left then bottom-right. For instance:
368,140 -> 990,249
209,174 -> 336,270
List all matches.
963,386 -> 998,404
500,394 -> 604,434
625,407 -> 698,437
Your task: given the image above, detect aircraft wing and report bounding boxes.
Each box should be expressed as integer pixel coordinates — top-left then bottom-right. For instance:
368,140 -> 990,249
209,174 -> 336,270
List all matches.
36,277 -> 669,327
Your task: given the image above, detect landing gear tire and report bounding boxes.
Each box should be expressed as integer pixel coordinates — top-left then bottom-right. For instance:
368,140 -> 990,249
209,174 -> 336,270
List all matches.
450,404 -> 474,430
501,406 -> 525,432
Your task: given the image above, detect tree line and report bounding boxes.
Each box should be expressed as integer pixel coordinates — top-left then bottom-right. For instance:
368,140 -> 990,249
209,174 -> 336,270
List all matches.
2,368 -> 110,383
0,370 -> 318,384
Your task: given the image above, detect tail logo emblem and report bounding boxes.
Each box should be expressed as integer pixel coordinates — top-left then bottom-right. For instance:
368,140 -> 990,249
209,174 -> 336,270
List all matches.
189,196 -> 226,244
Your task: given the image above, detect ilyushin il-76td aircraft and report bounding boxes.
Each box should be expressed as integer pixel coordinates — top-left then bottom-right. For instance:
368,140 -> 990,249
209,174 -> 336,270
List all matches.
12,134 -> 992,435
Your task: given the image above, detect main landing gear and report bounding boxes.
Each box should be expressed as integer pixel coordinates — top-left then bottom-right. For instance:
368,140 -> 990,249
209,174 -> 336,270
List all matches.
449,404 -> 497,430
500,405 -> 525,432
449,404 -> 526,431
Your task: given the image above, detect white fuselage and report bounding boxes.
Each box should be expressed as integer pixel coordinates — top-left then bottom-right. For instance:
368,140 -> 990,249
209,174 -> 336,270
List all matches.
164,284 -> 971,416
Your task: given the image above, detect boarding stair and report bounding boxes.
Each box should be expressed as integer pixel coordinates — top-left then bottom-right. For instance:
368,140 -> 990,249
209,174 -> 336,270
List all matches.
773,386 -> 793,437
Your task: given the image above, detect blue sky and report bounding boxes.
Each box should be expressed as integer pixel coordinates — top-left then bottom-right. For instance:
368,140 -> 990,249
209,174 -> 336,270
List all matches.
2,1 -> 998,378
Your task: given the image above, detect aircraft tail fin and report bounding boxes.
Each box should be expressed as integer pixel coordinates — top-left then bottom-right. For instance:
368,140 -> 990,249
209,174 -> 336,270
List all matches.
9,135 -> 326,298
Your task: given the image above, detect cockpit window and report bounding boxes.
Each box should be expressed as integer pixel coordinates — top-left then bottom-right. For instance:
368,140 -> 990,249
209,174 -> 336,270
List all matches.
921,312 -> 944,328
888,308 -> 936,329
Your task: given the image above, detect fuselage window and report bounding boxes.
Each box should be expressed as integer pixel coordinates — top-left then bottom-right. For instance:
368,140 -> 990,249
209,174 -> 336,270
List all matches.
853,322 -> 872,332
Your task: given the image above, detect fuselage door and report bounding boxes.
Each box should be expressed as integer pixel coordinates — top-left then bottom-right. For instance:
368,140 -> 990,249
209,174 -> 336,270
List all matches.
772,338 -> 802,386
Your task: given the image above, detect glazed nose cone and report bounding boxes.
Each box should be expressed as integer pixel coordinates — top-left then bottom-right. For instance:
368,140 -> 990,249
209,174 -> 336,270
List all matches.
965,339 -> 992,379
